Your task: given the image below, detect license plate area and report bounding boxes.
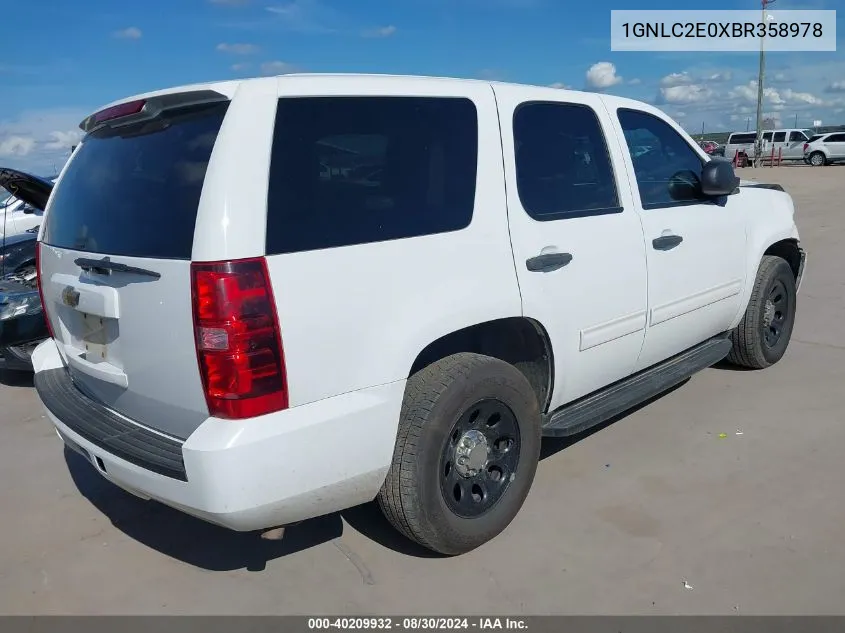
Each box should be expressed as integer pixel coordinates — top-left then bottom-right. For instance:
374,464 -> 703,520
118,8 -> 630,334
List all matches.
81,312 -> 109,362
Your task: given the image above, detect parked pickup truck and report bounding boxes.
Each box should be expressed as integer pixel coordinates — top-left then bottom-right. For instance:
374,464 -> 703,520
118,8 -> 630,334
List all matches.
31,74 -> 805,556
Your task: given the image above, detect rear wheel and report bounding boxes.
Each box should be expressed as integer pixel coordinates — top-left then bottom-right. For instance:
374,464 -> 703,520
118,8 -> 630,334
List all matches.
809,151 -> 826,167
378,353 -> 541,555
726,255 -> 796,369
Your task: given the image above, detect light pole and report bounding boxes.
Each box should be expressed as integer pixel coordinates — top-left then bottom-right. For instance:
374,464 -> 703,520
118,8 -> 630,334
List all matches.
754,0 -> 775,167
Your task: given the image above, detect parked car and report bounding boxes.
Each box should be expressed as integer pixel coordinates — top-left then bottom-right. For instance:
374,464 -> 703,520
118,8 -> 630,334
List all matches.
0,169 -> 53,371
724,128 -> 811,162
803,132 -> 845,166
30,75 -> 805,556
0,268 -> 44,371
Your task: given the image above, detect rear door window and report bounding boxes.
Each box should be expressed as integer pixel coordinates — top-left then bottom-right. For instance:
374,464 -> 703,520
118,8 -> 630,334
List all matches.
42,101 -> 229,259
266,96 -> 478,254
773,132 -> 786,143
513,102 -> 620,220
729,133 -> 756,144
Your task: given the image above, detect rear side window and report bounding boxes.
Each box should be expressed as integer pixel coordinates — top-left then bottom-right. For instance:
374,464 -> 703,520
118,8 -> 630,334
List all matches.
827,133 -> 845,142
265,96 -> 478,254
513,102 -> 620,220
729,133 -> 756,144
773,132 -> 786,142
42,101 -> 229,259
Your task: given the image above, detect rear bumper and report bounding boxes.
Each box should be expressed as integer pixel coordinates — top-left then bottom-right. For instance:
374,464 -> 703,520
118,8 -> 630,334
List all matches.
32,338 -> 405,531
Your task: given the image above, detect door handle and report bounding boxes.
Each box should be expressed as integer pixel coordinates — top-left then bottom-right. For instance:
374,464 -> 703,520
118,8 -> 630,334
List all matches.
526,252 -> 573,272
652,234 -> 683,251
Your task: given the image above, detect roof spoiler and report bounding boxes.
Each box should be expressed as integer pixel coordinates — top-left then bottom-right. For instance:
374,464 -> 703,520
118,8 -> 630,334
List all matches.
79,89 -> 229,135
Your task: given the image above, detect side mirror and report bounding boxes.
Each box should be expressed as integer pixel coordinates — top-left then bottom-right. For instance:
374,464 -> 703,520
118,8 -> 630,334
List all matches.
700,158 -> 739,197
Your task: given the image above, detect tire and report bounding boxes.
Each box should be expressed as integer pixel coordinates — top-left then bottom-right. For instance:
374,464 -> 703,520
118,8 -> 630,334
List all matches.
726,255 -> 797,369
809,151 -> 826,167
377,352 -> 541,555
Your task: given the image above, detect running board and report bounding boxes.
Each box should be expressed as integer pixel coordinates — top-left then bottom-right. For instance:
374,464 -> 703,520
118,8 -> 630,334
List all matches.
541,335 -> 732,438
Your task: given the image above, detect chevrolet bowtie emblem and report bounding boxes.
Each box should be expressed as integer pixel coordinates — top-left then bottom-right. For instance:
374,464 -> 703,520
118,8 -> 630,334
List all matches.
61,285 -> 80,308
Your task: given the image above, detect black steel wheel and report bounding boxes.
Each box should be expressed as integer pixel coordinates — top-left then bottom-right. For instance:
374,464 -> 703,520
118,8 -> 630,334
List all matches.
762,279 -> 789,349
727,255 -> 797,369
378,353 -> 542,556
440,399 -> 521,519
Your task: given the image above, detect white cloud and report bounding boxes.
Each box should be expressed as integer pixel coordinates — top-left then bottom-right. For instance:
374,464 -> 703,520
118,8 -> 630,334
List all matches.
660,72 -> 693,88
706,71 -> 733,83
113,27 -> 142,39
0,107 -> 90,173
549,82 -> 570,89
627,78 -> 642,85
782,88 -> 823,105
659,84 -> 715,105
729,81 -> 824,108
362,25 -> 396,38
231,62 -> 251,71
825,81 -> 845,93
43,130 -> 83,151
260,60 -> 298,75
0,136 -> 35,157
585,62 -> 622,90
216,42 -> 259,54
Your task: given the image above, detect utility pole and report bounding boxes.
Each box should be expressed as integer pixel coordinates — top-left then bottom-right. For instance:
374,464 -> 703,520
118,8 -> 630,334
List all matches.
746,116 -> 751,131
754,0 -> 775,167
794,113 -> 798,128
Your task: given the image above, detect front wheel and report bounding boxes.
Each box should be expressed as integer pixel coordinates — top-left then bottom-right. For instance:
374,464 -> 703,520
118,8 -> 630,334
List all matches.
726,255 -> 797,369
377,353 -> 541,555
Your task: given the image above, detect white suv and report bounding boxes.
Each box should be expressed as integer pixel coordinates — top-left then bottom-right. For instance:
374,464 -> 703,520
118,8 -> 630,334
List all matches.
31,74 -> 806,556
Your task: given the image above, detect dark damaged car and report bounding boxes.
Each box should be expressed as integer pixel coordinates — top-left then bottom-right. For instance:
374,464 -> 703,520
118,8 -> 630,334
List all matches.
0,168 -> 52,371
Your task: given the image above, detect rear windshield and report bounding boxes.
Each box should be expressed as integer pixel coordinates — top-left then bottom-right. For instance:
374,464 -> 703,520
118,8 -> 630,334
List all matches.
42,101 -> 229,259
809,135 -> 823,143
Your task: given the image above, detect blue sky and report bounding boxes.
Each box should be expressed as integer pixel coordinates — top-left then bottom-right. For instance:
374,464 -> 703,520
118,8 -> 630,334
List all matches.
2,0 -> 843,173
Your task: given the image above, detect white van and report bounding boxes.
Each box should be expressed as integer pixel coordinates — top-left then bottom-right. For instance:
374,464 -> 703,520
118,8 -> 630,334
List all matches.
724,128 -> 812,162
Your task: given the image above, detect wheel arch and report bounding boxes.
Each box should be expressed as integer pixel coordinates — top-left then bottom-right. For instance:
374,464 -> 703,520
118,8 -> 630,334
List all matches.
730,225 -> 802,330
408,317 -> 555,413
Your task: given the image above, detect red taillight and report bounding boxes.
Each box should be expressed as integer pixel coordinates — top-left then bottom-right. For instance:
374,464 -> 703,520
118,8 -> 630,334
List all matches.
35,242 -> 54,339
803,143 -> 808,151
190,257 -> 288,420
93,99 -> 146,123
